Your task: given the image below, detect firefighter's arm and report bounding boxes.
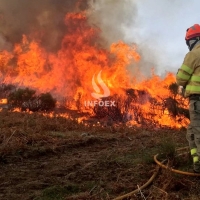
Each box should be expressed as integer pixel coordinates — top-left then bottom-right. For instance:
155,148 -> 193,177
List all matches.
176,52 -> 195,87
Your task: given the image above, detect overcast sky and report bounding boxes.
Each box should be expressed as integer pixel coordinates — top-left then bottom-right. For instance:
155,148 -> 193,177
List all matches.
123,0 -> 200,76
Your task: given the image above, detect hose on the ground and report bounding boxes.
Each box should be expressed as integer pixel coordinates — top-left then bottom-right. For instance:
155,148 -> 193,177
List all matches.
112,147 -> 200,200
112,165 -> 160,200
154,153 -> 200,177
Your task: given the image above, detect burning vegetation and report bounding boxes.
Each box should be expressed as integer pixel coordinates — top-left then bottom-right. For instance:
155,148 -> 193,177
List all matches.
0,1 -> 198,200
0,0 -> 189,128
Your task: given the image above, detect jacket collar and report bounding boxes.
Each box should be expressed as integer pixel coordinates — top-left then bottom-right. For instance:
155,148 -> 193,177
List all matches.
192,42 -> 200,51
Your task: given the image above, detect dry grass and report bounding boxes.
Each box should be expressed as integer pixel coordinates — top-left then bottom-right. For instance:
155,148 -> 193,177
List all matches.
0,110 -> 199,200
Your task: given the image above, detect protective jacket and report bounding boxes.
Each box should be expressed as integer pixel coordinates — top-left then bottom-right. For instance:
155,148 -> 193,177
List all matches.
176,43 -> 200,97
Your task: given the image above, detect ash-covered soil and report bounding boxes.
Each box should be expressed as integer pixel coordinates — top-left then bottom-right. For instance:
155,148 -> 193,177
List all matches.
0,110 -> 199,200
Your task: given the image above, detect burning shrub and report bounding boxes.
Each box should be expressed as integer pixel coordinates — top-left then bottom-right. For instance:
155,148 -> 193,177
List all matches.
90,86 -> 189,128
168,82 -> 179,98
8,88 -> 56,111
168,83 -> 189,119
0,83 -> 16,98
92,89 -> 152,124
38,92 -> 56,111
93,99 -> 123,122
8,87 -> 36,109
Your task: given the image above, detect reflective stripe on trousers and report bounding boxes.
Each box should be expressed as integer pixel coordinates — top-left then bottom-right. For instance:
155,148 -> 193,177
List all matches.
191,148 -> 199,163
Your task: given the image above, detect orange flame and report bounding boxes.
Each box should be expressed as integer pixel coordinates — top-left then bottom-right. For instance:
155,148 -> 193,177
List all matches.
0,11 -> 188,128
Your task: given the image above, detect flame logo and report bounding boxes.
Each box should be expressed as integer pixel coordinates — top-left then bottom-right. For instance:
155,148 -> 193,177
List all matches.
91,70 -> 110,99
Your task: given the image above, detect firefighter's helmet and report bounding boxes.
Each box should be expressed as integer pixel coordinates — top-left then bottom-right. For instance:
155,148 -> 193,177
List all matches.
185,24 -> 200,40
185,24 -> 200,50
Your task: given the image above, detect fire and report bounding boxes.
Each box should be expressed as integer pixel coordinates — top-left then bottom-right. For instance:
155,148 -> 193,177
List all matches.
0,11 -> 189,128
0,98 -> 7,104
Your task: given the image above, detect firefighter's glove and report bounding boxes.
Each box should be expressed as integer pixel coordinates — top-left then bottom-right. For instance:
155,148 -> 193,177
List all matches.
177,86 -> 185,96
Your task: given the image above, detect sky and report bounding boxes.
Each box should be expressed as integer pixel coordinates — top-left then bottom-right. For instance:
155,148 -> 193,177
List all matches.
123,0 -> 200,76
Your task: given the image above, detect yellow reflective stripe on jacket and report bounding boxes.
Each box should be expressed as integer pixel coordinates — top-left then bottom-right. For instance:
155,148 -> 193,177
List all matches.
191,148 -> 197,155
186,85 -> 200,92
191,76 -> 200,82
181,64 -> 193,75
177,71 -> 191,80
193,156 -> 199,163
176,44 -> 200,97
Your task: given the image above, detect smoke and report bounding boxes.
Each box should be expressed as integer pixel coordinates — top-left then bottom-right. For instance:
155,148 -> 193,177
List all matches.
86,0 -> 199,77
0,0 -> 163,79
87,0 -> 157,78
87,0 -> 138,46
0,33 -> 12,51
0,0 -> 89,51
125,0 -> 198,76
0,0 -> 138,49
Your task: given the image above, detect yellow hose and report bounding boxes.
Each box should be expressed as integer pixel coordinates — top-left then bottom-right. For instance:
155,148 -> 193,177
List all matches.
112,147 -> 200,200
154,153 -> 200,177
112,165 -> 160,200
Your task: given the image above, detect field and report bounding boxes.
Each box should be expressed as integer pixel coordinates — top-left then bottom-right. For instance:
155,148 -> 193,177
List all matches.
0,110 -> 200,200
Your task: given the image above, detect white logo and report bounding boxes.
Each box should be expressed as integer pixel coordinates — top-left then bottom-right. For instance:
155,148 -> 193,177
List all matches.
91,70 -> 110,100
84,70 -> 115,107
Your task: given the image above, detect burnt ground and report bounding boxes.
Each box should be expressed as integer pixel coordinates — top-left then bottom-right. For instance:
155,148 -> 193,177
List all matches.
0,110 -> 200,200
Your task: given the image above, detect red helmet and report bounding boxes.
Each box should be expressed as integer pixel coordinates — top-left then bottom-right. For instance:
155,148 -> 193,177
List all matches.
185,24 -> 200,40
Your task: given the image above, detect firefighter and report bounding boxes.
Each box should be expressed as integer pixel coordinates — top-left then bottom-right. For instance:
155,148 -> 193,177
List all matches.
176,24 -> 200,173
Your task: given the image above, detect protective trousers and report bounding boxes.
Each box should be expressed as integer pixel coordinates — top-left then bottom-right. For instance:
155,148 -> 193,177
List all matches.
187,99 -> 200,172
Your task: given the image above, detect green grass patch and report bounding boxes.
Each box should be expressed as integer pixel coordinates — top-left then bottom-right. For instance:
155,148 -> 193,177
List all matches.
158,136 -> 176,159
34,184 -> 80,200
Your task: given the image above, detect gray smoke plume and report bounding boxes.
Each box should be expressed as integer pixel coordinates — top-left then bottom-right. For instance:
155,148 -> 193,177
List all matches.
0,0 -> 156,78
88,0 -> 137,46
0,0 -> 138,52
87,0 -> 156,77
0,0 -> 89,51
